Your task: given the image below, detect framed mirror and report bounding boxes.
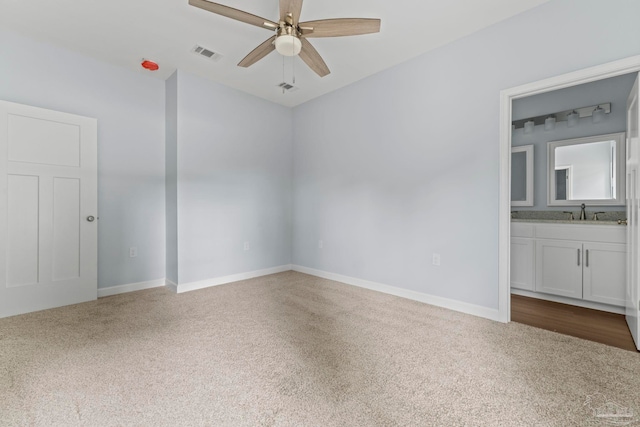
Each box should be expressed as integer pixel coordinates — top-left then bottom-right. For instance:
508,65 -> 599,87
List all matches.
511,145 -> 534,206
547,132 -> 626,206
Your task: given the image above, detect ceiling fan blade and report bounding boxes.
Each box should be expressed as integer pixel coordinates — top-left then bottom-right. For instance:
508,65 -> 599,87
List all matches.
299,18 -> 381,38
280,0 -> 303,24
238,36 -> 276,68
189,0 -> 278,30
299,38 -> 330,77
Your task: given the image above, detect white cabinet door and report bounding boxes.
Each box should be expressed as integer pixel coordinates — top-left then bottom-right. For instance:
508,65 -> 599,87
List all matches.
0,100 -> 97,318
535,239 -> 583,298
583,243 -> 626,306
511,237 -> 534,291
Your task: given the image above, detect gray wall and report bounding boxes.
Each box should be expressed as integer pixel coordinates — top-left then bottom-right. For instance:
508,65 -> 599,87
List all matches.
165,73 -> 179,284
512,72 -> 636,211
292,0 -> 640,310
173,71 -> 293,284
0,30 -> 294,290
2,0 -> 640,309
0,29 -> 166,289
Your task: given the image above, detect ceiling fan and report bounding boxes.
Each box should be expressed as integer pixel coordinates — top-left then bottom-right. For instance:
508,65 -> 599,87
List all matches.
188,0 -> 381,77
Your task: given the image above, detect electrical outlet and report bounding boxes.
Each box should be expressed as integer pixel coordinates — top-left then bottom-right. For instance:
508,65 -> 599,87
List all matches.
318,240 -> 323,249
129,247 -> 138,258
244,242 -> 250,251
432,253 -> 441,266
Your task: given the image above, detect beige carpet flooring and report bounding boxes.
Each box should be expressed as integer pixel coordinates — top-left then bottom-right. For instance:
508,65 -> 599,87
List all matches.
1,271 -> 640,426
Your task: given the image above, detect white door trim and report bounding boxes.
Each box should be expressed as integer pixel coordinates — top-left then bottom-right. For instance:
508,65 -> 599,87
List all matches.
499,55 -> 640,323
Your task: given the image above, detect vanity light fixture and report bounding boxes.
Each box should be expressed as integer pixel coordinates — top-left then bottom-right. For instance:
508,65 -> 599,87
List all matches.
567,110 -> 580,128
544,116 -> 556,131
524,120 -> 535,134
511,103 -> 610,130
592,105 -> 605,123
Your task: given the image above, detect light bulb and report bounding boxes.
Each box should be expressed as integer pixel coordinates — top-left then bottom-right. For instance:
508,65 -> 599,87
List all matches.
524,120 -> 535,134
567,110 -> 579,128
544,116 -> 556,131
592,106 -> 605,123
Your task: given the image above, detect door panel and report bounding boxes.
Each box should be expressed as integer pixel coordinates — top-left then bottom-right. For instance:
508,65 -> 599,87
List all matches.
8,114 -> 81,167
626,72 -> 640,350
535,240 -> 583,298
7,174 -> 39,287
52,177 -> 81,282
583,242 -> 626,306
511,237 -> 534,291
0,100 -> 97,318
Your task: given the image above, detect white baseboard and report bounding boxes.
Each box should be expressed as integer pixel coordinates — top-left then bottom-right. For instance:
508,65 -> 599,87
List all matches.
174,264 -> 293,294
97,266 -> 502,323
511,288 -> 625,315
165,279 -> 178,293
98,278 -> 166,298
292,265 -> 501,322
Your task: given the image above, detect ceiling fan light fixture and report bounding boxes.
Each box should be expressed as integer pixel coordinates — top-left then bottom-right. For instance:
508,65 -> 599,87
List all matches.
275,35 -> 302,56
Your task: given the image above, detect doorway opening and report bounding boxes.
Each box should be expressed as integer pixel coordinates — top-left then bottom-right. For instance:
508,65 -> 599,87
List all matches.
498,55 -> 640,351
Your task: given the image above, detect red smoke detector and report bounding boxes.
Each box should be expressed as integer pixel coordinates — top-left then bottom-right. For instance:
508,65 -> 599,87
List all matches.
141,59 -> 159,71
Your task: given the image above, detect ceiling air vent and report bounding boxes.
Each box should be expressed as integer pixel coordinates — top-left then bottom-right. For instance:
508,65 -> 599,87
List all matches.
277,82 -> 298,92
191,45 -> 222,61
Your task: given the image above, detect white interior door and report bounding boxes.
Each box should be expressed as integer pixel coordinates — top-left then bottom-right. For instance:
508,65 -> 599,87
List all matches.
0,100 -> 97,318
626,73 -> 640,350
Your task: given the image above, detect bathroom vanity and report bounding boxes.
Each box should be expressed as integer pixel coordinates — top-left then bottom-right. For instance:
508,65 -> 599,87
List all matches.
511,220 -> 626,313
510,130 -> 629,314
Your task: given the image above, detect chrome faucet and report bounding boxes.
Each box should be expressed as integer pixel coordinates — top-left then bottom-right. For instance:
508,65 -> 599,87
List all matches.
579,203 -> 587,221
563,211 -> 575,221
592,212 -> 605,221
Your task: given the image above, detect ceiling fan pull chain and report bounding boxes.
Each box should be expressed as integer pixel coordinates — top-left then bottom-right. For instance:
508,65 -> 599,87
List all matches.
291,24 -> 296,84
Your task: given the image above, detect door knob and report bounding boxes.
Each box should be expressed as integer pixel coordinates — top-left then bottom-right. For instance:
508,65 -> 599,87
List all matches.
86,216 -> 95,222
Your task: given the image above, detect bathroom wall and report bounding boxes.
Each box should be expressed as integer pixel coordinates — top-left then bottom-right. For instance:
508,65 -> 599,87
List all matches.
512,72 -> 637,212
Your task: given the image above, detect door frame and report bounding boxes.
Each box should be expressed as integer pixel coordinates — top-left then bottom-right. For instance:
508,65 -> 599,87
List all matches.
498,55 -> 640,323
554,165 -> 573,201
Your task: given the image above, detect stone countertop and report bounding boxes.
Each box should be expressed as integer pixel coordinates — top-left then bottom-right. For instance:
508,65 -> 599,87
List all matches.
511,219 -> 624,225
510,210 -> 626,224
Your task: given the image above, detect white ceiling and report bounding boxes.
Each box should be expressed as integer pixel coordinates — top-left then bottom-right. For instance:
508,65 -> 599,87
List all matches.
0,0 -> 550,107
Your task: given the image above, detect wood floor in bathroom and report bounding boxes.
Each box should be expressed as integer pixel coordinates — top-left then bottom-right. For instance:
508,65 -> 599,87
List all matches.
511,294 -> 638,352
